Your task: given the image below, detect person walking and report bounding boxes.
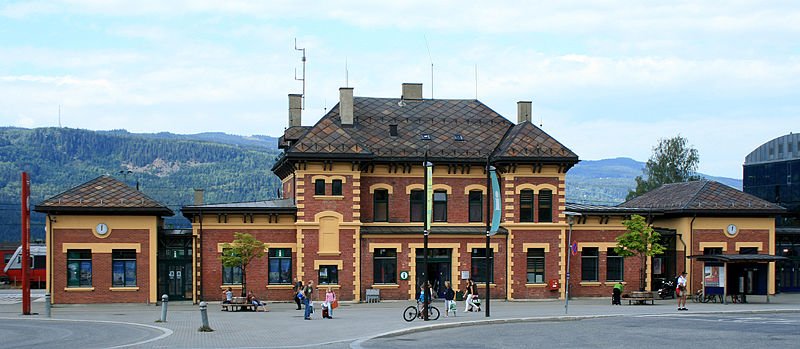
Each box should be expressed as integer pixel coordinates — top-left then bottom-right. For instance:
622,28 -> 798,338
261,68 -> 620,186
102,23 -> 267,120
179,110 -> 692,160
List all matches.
444,281 -> 456,317
676,271 -> 688,311
303,280 -> 315,320
323,287 -> 336,319
463,279 -> 473,312
293,279 -> 303,310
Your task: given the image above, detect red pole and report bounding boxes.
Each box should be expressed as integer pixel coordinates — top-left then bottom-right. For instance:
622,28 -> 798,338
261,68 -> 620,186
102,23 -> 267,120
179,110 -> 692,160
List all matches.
21,172 -> 31,315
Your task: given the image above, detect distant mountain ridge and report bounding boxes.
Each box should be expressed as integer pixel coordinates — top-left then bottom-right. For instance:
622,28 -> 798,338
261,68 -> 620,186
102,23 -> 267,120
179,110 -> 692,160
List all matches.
566,157 -> 743,205
0,128 -> 744,242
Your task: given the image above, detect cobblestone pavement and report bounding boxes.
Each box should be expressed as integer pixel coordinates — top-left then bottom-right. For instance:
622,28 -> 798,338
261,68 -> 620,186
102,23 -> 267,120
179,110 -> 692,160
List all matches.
0,293 -> 799,348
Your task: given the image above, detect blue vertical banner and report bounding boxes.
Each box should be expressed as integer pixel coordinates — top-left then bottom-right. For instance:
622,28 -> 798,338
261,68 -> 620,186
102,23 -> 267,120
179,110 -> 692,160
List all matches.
489,167 -> 501,236
425,162 -> 433,230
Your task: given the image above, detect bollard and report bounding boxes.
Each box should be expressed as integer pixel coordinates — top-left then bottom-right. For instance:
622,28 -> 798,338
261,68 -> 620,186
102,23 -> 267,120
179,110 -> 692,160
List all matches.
199,301 -> 211,330
160,294 -> 168,322
44,293 -> 51,318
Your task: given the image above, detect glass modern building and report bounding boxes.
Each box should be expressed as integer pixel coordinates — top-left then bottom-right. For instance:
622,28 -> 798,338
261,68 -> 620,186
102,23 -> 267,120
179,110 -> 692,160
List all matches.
744,133 -> 800,292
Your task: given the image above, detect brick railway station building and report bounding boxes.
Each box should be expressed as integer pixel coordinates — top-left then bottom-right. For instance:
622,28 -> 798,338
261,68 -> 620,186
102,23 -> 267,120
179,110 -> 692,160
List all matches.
36,83 -> 785,304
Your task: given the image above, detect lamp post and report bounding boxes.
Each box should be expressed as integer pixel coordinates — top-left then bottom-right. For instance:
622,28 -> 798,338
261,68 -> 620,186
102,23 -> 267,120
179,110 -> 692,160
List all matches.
564,211 -> 581,314
422,157 -> 432,321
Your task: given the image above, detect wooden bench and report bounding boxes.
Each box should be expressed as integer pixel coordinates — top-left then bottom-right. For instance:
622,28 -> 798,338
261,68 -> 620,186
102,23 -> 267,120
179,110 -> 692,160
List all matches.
221,296 -> 257,311
621,291 -> 655,305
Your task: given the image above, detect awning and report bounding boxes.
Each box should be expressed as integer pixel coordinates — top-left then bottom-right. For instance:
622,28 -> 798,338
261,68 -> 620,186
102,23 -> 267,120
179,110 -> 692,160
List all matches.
687,254 -> 789,263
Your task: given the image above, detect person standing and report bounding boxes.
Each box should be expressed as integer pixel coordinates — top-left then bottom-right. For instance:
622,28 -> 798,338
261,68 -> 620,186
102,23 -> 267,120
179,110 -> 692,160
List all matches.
303,280 -> 315,320
323,287 -> 336,319
444,281 -> 456,317
676,271 -> 688,311
293,279 -> 303,310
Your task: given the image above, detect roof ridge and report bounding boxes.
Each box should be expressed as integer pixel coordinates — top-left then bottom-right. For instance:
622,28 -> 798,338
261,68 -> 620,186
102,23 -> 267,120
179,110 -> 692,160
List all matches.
683,180 -> 711,209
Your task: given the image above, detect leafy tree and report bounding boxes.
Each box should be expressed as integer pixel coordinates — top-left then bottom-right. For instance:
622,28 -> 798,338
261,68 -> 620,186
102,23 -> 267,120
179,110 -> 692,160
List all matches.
220,232 -> 266,296
615,214 -> 665,291
627,135 -> 700,200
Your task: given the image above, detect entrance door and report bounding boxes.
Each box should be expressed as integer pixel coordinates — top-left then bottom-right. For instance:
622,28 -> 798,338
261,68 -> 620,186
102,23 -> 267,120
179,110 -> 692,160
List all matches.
415,248 -> 452,298
167,263 -> 186,300
779,260 -> 800,292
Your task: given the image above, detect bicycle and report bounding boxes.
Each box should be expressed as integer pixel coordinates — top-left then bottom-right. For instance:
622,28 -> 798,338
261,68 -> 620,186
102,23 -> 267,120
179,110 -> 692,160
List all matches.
403,301 -> 440,322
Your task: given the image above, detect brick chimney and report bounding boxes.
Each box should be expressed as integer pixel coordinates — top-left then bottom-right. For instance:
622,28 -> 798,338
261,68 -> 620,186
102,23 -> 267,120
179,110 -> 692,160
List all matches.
402,83 -> 423,100
340,87 -> 354,125
193,188 -> 204,205
288,94 -> 302,127
517,101 -> 532,124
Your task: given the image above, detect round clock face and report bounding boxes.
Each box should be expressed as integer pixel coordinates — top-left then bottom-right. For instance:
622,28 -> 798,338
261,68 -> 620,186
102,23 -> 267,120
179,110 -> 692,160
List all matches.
96,223 -> 109,235
726,224 -> 738,235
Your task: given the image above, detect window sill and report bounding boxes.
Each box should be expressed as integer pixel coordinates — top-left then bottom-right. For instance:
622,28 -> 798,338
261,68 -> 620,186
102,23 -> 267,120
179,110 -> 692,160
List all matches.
525,283 -> 547,288
110,287 -> 139,292
64,287 -> 94,292
473,283 -> 498,288
371,284 -> 400,289
579,282 -> 602,286
317,284 -> 341,289
313,195 -> 345,200
221,285 -> 243,289
266,284 -> 293,289
603,281 -> 626,286
318,252 -> 341,256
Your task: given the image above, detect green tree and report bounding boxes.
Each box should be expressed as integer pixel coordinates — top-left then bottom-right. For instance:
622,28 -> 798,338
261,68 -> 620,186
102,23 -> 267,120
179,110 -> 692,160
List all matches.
627,135 -> 701,200
615,214 -> 665,291
220,232 -> 265,296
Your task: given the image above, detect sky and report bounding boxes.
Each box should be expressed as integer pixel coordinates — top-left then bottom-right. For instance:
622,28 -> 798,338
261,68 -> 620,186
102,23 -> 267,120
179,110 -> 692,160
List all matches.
1,1 -> 799,179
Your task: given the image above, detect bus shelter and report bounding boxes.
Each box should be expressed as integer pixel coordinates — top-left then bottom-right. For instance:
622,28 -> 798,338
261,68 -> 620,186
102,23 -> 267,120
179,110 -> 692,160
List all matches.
688,254 -> 789,304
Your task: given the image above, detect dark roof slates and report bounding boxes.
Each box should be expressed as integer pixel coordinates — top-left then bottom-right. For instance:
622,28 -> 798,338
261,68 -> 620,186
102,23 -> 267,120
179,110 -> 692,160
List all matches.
35,176 -> 173,216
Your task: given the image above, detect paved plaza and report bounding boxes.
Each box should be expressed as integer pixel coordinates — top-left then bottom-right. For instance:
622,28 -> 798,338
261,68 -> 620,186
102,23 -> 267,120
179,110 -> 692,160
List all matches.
1,291 -> 799,348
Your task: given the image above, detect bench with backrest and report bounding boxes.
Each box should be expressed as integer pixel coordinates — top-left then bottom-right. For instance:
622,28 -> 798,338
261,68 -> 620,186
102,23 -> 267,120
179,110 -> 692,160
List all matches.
221,296 -> 257,311
621,291 -> 655,305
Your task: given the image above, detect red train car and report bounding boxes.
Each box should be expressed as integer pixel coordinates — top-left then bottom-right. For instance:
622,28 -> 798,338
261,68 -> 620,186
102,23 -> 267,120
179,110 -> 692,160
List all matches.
3,243 -> 46,288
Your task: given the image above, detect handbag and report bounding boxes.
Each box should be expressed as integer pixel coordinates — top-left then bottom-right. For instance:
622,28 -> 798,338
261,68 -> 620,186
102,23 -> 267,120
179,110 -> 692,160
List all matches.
332,299 -> 339,309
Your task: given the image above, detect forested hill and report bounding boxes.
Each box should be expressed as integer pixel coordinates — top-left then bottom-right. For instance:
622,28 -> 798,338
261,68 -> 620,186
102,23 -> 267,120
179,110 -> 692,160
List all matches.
0,128 -> 744,243
0,127 -> 282,242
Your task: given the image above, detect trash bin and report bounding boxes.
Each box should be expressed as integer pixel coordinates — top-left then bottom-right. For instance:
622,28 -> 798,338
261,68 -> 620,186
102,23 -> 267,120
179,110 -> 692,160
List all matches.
455,290 -> 464,301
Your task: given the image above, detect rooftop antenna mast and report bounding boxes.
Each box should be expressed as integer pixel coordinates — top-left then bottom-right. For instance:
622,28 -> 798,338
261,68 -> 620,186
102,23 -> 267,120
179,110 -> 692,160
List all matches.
474,64 -> 478,100
294,38 -> 306,110
58,105 -> 62,128
424,35 -> 434,99
345,57 -> 349,87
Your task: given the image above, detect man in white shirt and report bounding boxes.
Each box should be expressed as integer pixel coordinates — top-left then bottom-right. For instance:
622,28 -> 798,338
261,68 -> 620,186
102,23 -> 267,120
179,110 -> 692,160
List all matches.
676,271 -> 688,311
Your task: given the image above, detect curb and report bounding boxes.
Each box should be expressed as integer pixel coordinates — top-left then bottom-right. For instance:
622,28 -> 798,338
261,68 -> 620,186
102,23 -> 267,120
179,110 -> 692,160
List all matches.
349,308 -> 800,349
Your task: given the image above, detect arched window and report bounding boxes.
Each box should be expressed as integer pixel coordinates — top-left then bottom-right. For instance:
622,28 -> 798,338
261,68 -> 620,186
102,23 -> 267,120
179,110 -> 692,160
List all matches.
468,190 -> 483,222
433,190 -> 447,222
520,189 -> 534,222
410,190 -> 424,222
373,189 -> 389,222
538,189 -> 552,222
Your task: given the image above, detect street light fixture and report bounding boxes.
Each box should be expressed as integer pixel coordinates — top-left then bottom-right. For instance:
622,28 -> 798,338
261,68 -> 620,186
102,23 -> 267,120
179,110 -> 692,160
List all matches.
564,211 -> 582,314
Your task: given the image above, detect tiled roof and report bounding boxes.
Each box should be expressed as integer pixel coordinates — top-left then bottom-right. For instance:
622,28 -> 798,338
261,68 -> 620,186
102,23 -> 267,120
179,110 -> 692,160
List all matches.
619,180 -> 785,214
278,126 -> 310,149
34,176 -> 173,216
565,203 -> 658,216
281,97 -> 575,163
494,122 -> 578,161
